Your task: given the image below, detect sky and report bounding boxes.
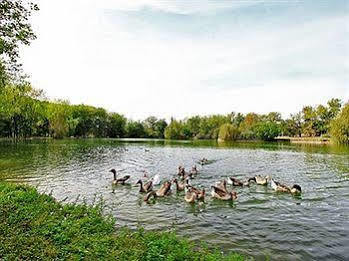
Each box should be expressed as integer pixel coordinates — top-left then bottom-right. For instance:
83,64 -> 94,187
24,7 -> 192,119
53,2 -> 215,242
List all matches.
22,0 -> 349,120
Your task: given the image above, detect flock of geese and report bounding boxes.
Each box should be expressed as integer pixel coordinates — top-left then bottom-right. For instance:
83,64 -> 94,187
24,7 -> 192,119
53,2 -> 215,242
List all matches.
109,158 -> 302,204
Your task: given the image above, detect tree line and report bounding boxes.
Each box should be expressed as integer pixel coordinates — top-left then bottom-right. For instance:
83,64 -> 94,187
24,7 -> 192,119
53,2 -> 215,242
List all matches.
0,83 -> 348,144
0,0 -> 348,144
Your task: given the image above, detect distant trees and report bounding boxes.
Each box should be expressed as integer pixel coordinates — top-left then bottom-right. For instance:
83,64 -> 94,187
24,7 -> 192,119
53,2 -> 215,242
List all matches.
330,103 -> 349,144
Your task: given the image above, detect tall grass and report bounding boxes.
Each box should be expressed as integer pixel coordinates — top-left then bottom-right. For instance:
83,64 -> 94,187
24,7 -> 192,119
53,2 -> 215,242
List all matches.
0,182 -> 245,260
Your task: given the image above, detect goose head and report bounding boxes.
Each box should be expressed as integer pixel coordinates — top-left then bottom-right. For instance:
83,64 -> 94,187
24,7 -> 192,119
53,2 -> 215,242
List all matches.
231,191 -> 238,200
291,184 -> 302,194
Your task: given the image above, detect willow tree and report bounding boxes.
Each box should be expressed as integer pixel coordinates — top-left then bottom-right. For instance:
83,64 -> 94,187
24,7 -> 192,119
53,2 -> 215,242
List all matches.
330,103 -> 349,145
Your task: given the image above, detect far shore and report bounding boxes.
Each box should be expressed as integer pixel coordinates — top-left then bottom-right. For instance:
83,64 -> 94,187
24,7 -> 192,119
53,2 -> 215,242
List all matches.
275,136 -> 331,145
0,136 -> 335,145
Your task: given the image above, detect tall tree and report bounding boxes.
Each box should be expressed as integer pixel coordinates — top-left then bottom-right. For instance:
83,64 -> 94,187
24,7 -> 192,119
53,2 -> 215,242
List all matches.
0,0 -> 39,78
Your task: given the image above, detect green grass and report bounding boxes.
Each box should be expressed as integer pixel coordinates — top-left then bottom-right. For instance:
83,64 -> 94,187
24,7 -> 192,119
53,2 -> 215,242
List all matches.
0,182 -> 246,260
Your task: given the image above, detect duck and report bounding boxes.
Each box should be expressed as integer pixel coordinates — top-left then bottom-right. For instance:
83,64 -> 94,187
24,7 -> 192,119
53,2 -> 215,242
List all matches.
172,178 -> 188,192
211,185 -> 238,201
228,177 -> 249,187
143,181 -> 172,201
110,169 -> 130,185
271,179 -> 302,194
190,186 -> 205,201
184,187 -> 198,203
136,179 -> 153,193
248,175 -> 270,185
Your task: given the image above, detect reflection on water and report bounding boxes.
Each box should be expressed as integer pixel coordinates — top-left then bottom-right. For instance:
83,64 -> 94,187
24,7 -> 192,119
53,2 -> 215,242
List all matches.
1,139 -> 349,260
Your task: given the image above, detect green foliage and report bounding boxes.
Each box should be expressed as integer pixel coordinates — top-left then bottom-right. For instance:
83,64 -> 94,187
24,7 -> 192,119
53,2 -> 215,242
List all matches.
108,113 -> 126,138
218,123 -> 241,141
0,182 -> 245,260
164,120 -> 184,140
126,120 -> 146,138
0,83 -> 44,138
330,103 -> 349,144
143,116 -> 168,138
0,0 -> 39,76
253,122 -> 281,141
46,101 -> 72,139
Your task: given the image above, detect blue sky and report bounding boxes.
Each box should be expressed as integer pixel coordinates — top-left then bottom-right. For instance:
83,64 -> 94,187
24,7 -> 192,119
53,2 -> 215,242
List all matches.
22,0 -> 348,120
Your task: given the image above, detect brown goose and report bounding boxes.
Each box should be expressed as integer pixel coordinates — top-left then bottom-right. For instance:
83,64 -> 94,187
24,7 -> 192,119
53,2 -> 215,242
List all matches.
143,181 -> 172,201
172,178 -> 188,192
110,169 -> 130,185
186,184 -> 205,201
215,179 -> 228,193
136,179 -> 153,193
248,175 -> 270,185
184,188 -> 197,203
190,165 -> 198,175
271,179 -> 302,194
211,185 -> 237,201
228,177 -> 249,187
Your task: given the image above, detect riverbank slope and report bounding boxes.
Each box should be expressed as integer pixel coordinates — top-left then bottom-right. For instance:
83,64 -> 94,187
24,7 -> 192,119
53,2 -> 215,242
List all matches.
0,182 -> 244,260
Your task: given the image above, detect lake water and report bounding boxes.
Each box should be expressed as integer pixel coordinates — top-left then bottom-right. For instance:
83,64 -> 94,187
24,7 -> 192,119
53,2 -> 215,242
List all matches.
1,139 -> 349,260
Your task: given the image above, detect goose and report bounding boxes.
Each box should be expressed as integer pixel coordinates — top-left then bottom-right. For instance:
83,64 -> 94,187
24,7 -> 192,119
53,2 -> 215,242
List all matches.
189,186 -> 205,201
211,185 -> 237,201
271,179 -> 302,194
143,181 -> 172,201
110,169 -> 130,185
215,179 -> 228,193
178,166 -> 185,176
152,174 -> 161,186
248,175 -> 270,185
190,165 -> 198,175
136,179 -> 153,193
184,187 -> 198,203
198,158 -> 209,165
228,177 -> 249,187
172,178 -> 188,192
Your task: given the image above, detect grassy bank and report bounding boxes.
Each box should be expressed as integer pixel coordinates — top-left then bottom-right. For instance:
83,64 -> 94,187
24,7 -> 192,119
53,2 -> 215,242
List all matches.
0,182 -> 245,260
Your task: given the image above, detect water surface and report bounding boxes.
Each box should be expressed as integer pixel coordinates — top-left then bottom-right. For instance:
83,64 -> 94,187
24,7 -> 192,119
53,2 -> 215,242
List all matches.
1,139 -> 349,260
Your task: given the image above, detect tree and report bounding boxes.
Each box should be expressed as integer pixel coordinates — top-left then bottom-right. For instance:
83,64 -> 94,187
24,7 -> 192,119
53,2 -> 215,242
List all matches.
218,123 -> 240,141
108,113 -> 126,138
327,98 -> 342,119
253,122 -> 281,141
330,102 -> 349,144
0,83 -> 44,138
282,113 -> 301,137
301,106 -> 317,136
0,0 -> 39,77
125,120 -> 146,138
164,120 -> 184,140
46,101 -> 71,139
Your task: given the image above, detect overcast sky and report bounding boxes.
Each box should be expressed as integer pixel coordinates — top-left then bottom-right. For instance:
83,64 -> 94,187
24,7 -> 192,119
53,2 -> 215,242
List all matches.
22,0 -> 349,120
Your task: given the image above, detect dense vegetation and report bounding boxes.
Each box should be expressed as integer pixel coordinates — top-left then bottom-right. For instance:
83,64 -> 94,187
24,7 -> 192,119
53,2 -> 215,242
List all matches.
0,182 -> 244,260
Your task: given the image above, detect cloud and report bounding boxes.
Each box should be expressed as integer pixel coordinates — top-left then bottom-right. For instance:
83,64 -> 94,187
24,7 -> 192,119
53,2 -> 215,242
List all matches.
21,0 -> 348,120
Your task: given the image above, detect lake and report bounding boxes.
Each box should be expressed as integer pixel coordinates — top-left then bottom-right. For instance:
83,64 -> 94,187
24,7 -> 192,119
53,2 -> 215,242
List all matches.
1,139 -> 348,260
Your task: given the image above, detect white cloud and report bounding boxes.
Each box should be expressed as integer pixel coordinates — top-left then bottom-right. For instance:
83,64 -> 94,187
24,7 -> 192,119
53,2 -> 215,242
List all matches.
21,0 -> 348,120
